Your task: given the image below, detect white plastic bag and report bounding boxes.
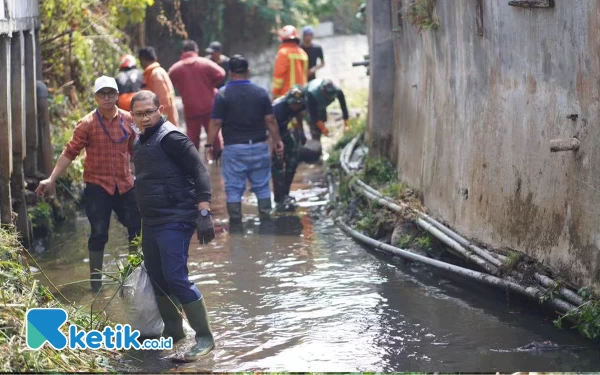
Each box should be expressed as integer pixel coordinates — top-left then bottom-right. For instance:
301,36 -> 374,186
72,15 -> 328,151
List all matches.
119,262 -> 164,337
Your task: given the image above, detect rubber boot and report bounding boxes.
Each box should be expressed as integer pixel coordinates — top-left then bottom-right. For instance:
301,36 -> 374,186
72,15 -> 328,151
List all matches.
182,298 -> 215,361
88,251 -> 104,293
258,198 -> 272,222
226,202 -> 242,224
227,202 -> 243,233
155,295 -> 185,341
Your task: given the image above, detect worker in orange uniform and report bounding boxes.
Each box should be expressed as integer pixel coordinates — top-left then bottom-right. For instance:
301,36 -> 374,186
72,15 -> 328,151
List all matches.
115,55 -> 143,111
272,25 -> 309,100
138,47 -> 179,126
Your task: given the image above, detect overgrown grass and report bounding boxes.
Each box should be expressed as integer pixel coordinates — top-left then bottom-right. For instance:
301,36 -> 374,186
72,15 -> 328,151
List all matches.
333,116 -> 367,152
361,157 -> 397,187
0,226 -> 118,372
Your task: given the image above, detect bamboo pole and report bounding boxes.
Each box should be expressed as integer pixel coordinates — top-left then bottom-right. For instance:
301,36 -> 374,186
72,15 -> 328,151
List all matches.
337,219 -> 575,314
339,135 -> 584,313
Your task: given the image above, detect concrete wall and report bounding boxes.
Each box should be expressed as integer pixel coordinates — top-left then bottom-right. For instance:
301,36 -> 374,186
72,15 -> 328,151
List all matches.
370,0 -> 600,292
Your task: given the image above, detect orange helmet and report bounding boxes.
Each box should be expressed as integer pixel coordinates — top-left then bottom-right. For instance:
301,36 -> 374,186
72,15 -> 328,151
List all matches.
278,25 -> 298,41
119,54 -> 137,69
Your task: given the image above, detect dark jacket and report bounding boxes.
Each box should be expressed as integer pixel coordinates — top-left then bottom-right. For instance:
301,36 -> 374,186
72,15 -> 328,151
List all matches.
133,122 -> 198,225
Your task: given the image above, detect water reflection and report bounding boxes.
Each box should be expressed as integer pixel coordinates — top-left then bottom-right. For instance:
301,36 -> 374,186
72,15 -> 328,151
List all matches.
34,166 -> 600,372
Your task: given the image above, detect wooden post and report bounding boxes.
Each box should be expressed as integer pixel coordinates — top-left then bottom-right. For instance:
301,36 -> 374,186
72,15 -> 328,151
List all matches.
24,30 -> 38,177
37,81 -> 52,176
32,29 -> 52,176
11,32 -> 25,159
0,35 -> 13,224
10,31 -> 31,246
35,29 -> 42,81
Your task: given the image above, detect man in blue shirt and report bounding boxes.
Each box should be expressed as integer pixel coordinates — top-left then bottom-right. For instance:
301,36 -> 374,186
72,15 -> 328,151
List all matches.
206,55 -> 284,227
271,86 -> 306,211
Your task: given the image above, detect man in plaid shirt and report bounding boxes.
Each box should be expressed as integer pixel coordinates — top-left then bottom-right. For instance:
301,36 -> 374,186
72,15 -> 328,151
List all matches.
36,76 -> 141,293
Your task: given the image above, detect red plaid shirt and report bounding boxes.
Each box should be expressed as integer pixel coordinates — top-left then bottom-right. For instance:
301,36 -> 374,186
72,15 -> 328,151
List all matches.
62,108 -> 136,195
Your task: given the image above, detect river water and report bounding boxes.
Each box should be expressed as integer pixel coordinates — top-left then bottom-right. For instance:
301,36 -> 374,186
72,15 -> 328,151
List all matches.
34,165 -> 600,372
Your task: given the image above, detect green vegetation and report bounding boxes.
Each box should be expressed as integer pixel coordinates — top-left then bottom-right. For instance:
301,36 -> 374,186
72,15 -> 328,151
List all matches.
402,0 -> 440,32
0,226 -> 117,372
35,0 -> 155,237
539,280 -> 561,304
115,235 -> 144,283
382,181 -> 411,199
361,157 -> 397,187
40,0 -> 153,104
186,0 -> 366,46
333,116 -> 367,151
505,251 -> 522,269
27,202 -> 54,233
397,234 -> 413,248
414,234 -> 432,250
554,287 -> 600,339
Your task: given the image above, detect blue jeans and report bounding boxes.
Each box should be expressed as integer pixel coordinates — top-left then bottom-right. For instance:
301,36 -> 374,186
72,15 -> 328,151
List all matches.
221,142 -> 272,203
141,222 -> 201,304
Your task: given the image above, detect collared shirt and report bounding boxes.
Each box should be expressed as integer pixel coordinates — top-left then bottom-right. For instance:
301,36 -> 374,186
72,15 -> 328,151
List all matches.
211,80 -> 273,145
62,107 -> 136,195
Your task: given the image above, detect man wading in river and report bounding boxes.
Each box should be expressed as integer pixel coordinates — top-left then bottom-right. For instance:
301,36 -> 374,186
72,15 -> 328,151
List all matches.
206,55 -> 284,227
130,90 -> 216,361
36,76 -> 141,293
271,86 -> 306,212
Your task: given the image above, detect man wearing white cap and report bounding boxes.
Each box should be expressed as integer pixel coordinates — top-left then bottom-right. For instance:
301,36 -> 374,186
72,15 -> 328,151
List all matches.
36,76 -> 141,293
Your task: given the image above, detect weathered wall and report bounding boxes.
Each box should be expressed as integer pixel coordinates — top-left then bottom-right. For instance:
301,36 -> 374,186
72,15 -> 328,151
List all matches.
366,0 -> 396,157
370,0 -> 600,292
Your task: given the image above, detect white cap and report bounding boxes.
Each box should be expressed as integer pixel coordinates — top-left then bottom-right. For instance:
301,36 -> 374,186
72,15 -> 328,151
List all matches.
94,76 -> 119,93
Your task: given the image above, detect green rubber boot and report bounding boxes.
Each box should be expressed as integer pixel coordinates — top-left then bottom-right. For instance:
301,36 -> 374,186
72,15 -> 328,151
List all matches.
155,295 -> 186,341
88,251 -> 104,293
182,298 -> 215,361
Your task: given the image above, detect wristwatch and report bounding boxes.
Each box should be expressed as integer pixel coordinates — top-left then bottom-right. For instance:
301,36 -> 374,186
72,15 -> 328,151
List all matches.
204,144 -> 213,148
200,209 -> 212,217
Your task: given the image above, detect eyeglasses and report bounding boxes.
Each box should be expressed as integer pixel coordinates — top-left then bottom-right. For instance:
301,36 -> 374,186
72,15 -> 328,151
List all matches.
132,108 -> 160,119
96,90 -> 118,99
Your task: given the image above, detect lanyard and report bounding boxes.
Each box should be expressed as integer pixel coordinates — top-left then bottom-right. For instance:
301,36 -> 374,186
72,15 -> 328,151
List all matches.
96,109 -> 129,144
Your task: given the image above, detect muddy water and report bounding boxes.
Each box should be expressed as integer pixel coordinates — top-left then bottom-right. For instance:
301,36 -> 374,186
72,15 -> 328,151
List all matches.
35,165 -> 600,372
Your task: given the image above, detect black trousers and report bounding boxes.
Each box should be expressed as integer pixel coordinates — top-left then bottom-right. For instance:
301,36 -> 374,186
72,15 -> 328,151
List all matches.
84,183 -> 141,253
